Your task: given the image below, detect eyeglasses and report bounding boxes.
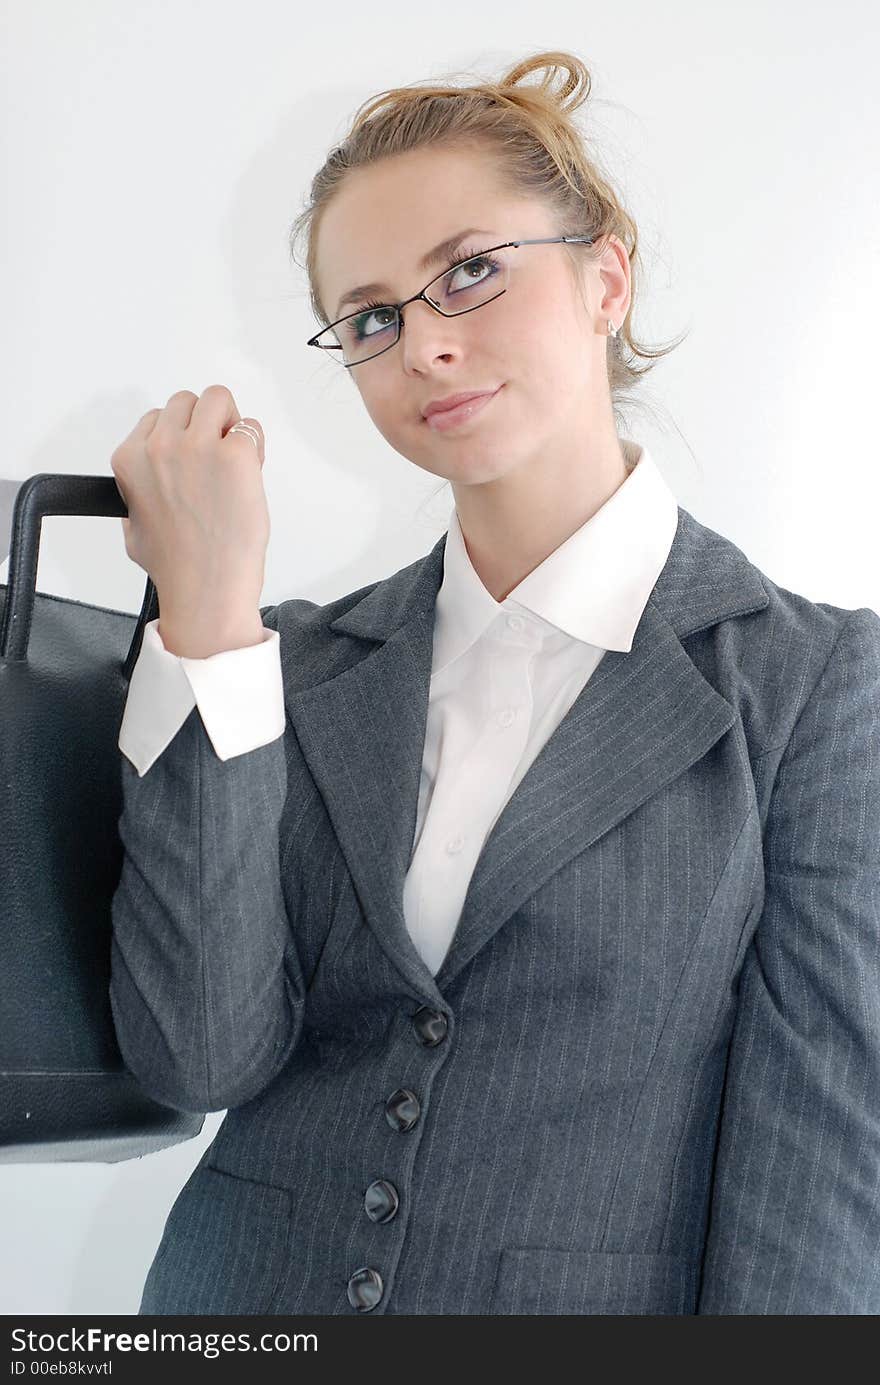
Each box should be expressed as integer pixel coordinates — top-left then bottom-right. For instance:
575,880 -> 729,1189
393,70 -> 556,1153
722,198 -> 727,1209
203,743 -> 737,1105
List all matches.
306,236 -> 595,367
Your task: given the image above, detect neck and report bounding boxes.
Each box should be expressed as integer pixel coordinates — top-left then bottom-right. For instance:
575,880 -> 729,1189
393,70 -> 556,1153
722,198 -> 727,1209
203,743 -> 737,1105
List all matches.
450,430 -> 632,603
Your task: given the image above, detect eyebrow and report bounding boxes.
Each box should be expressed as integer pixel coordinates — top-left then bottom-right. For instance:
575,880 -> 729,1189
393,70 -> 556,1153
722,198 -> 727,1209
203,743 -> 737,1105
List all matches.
334,227 -> 495,320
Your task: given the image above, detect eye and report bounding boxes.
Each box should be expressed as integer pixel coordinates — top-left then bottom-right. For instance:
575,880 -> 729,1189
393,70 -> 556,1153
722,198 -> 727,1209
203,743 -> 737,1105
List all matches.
448,254 -> 491,284
339,245 -> 503,346
345,301 -> 397,342
441,250 -> 502,298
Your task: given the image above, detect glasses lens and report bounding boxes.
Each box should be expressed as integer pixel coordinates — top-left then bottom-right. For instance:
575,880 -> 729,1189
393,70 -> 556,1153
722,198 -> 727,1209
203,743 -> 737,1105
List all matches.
316,248 -> 511,366
316,304 -> 400,367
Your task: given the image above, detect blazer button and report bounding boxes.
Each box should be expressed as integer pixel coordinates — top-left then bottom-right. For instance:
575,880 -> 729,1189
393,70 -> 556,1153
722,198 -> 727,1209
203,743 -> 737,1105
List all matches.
385,1087 -> 420,1131
364,1178 -> 399,1223
347,1266 -> 383,1311
412,1006 -> 448,1046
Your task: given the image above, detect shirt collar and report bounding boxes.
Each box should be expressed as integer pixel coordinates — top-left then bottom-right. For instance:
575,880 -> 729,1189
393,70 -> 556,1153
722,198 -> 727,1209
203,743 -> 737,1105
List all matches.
431,440 -> 680,677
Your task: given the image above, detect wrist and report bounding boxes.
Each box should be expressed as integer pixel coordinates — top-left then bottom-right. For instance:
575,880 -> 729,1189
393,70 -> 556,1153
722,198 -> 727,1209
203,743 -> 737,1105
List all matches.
157,613 -> 267,659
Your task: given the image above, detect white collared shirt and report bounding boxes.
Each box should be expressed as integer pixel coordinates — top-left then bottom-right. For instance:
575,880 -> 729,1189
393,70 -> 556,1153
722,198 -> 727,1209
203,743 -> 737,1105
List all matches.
118,440 -> 679,975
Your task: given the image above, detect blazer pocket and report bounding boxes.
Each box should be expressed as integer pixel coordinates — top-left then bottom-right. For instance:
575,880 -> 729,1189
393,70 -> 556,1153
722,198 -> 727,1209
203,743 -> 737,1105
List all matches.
139,1166 -> 292,1316
488,1246 -> 700,1315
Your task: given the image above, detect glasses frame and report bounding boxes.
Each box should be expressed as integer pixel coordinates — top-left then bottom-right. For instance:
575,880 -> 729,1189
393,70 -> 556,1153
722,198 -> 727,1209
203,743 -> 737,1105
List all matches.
306,235 -> 596,367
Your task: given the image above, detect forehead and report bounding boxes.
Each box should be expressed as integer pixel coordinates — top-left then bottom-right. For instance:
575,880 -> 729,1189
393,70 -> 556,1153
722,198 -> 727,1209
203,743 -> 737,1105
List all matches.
315,146 -> 545,315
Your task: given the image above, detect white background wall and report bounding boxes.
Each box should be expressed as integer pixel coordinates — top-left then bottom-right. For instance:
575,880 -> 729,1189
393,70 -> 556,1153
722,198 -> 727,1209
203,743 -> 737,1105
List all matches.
2,0 -> 878,1315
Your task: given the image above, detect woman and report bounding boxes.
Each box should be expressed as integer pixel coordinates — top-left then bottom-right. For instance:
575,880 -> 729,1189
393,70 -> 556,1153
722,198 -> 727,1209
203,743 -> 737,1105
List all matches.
110,50 -> 880,1315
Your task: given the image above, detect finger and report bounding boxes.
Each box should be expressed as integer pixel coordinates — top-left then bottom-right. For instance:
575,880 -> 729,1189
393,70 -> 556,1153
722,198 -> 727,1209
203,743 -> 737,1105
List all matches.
190,382 -> 240,440
155,389 -> 199,435
113,473 -> 131,511
225,415 -> 266,468
116,406 -> 162,452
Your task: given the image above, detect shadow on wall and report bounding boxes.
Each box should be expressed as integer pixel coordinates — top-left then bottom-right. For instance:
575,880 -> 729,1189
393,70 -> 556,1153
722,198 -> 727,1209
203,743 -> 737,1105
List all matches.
1,477 -> 21,566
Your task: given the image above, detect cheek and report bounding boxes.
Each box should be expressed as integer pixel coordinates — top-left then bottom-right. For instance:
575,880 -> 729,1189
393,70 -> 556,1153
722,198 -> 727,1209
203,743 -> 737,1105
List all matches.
509,292 -> 574,362
366,396 -> 424,451
360,387 -> 398,431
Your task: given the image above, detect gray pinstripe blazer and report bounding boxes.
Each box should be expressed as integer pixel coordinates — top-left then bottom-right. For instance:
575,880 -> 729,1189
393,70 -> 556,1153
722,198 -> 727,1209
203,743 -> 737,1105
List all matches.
109,502 -> 880,1315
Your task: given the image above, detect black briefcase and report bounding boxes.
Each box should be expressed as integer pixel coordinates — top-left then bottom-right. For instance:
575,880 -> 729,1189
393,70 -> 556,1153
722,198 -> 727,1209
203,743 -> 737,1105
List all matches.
0,473 -> 206,1162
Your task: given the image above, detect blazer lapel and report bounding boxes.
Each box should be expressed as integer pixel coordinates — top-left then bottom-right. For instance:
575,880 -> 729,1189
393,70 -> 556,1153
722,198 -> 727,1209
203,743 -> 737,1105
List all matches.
285,505 -> 769,1001
285,544 -> 446,1004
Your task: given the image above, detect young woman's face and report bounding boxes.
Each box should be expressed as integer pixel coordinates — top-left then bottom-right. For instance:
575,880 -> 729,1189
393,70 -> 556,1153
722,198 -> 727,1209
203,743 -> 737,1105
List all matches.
314,145 -> 627,489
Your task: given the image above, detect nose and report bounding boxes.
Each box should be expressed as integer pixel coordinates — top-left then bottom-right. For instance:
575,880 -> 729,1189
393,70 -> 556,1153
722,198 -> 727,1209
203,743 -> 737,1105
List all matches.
399,298 -> 461,368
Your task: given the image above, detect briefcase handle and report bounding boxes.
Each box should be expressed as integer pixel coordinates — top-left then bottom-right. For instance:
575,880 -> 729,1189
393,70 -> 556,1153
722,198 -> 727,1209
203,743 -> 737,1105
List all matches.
0,473 -> 157,681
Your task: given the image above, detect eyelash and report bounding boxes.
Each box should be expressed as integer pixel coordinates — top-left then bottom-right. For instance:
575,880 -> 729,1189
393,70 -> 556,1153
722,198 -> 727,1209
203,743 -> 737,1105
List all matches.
355,244 -> 488,315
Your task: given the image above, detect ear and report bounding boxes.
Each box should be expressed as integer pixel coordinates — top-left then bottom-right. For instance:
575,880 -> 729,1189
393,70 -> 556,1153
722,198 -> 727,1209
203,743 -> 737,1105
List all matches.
597,234 -> 631,328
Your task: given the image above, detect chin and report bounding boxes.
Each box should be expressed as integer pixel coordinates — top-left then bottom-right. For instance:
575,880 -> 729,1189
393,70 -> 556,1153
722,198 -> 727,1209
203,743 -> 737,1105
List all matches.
448,453 -> 519,485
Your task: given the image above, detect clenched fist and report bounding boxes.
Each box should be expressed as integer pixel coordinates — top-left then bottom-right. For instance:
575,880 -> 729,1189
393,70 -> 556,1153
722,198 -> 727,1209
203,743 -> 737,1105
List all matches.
111,385 -> 270,657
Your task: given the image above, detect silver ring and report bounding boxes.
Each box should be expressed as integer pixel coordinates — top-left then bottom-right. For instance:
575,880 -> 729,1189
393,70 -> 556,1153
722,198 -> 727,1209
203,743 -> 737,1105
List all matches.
228,422 -> 261,451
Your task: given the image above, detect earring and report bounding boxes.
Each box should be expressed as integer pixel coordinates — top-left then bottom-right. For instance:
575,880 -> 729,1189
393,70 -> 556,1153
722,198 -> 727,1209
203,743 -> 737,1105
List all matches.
607,318 -> 618,338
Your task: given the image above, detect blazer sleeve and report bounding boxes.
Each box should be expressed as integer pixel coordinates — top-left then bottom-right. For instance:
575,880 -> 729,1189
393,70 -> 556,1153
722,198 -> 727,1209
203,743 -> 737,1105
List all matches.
696,604 -> 880,1314
108,601 -> 307,1115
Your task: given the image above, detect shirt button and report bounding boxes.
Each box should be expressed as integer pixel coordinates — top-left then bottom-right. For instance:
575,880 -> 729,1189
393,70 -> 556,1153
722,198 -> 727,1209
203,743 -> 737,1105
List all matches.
364,1179 -> 400,1223
347,1266 -> 384,1311
412,1006 -> 449,1046
497,707 -> 516,727
446,833 -> 465,854
385,1087 -> 421,1132
506,614 -> 525,632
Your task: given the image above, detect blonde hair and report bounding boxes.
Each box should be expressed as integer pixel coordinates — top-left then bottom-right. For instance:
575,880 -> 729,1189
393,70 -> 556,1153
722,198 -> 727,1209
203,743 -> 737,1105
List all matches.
289,49 -> 688,428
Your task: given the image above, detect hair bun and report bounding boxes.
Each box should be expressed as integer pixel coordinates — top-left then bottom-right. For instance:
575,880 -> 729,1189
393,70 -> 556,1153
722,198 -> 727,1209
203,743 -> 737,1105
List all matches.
500,50 -> 591,111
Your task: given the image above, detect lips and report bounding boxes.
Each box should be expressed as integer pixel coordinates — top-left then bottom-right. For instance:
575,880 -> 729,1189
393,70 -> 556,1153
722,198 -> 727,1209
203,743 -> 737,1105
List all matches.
422,386 -> 502,432
422,389 -> 498,419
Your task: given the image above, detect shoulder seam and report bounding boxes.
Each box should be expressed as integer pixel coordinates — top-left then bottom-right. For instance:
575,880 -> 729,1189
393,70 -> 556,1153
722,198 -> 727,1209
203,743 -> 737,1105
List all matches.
750,606 -> 860,761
